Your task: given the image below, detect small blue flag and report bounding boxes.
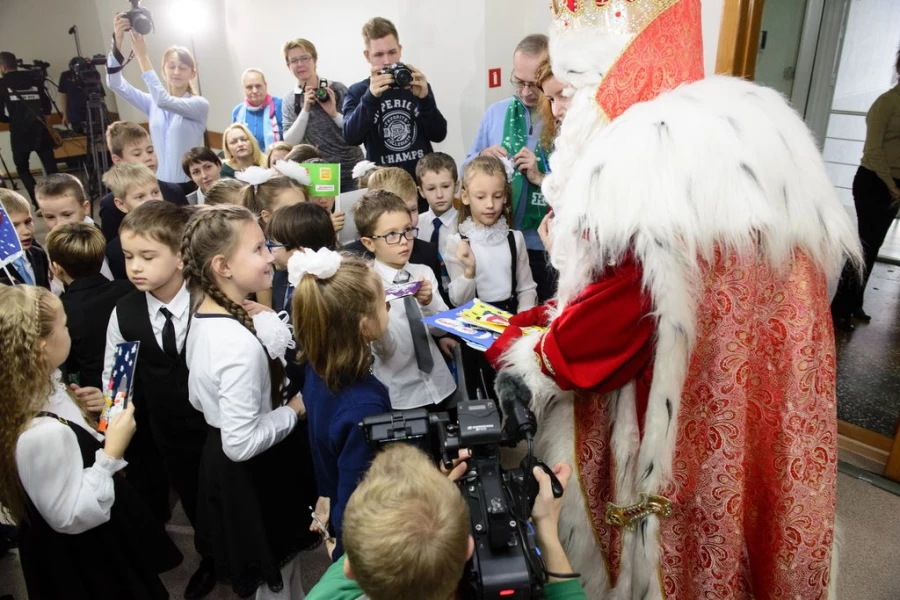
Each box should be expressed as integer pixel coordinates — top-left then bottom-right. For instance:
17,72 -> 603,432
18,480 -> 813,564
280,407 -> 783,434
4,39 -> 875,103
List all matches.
0,201 -> 24,269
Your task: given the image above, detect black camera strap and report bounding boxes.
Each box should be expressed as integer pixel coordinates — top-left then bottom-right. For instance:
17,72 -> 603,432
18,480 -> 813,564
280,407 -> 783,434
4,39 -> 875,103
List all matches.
105,34 -> 133,75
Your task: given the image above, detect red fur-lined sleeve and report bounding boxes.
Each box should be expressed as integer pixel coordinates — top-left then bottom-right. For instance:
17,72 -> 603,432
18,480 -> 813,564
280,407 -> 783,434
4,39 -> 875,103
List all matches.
535,257 -> 655,393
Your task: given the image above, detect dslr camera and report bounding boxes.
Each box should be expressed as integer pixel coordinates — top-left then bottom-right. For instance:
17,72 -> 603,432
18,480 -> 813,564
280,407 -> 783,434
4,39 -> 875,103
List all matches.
378,62 -> 413,89
362,374 -> 562,599
315,79 -> 329,102
123,0 -> 154,35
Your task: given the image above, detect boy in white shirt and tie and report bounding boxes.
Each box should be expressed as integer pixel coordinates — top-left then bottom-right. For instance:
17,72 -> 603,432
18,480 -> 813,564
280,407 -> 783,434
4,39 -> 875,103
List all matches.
356,189 -> 458,411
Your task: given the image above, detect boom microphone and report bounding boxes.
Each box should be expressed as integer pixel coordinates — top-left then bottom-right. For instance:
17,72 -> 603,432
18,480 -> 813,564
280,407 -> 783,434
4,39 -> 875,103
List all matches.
494,371 -> 536,442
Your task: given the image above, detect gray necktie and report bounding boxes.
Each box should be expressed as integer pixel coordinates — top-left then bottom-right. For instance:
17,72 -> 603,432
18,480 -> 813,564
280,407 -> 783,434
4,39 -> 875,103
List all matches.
394,270 -> 434,373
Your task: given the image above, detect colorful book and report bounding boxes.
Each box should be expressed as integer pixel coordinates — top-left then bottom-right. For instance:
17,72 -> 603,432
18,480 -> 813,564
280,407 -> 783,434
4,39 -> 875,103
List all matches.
423,299 -> 545,352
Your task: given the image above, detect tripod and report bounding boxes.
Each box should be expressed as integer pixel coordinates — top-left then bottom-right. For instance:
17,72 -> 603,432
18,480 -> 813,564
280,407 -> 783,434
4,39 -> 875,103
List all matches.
0,142 -> 18,191
82,92 -> 110,200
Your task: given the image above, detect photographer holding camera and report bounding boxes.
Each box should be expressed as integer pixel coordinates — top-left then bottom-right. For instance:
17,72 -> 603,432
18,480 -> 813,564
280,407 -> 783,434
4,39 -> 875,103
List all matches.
106,5 -> 209,190
306,444 -> 585,600
282,38 -> 364,192
0,51 -> 59,210
343,17 -> 447,199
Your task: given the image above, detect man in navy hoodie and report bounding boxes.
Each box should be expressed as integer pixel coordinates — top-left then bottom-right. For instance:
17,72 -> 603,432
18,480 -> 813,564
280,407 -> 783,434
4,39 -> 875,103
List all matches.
343,17 -> 447,202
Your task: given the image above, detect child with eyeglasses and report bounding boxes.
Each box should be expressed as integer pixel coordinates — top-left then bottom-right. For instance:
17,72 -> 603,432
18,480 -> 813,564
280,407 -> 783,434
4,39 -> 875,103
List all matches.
355,190 -> 458,413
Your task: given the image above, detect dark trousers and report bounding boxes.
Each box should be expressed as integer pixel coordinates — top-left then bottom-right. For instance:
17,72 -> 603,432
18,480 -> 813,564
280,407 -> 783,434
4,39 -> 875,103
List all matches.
160,435 -> 212,562
13,142 -> 58,205
528,249 -> 558,304
831,166 -> 900,317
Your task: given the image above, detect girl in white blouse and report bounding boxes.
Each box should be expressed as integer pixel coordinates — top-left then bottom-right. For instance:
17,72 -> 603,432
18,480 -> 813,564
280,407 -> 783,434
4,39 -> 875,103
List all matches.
182,205 -> 313,599
444,156 -> 537,313
0,285 -> 181,599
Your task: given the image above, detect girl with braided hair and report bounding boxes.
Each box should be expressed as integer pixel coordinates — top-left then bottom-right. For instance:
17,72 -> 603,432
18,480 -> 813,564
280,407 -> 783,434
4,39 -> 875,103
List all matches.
0,285 -> 181,599
182,205 -> 317,599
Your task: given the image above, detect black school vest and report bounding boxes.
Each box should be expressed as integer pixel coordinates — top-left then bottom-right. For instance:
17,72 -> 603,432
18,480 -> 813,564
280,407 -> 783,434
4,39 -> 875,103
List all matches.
116,291 -> 206,443
17,412 -> 182,599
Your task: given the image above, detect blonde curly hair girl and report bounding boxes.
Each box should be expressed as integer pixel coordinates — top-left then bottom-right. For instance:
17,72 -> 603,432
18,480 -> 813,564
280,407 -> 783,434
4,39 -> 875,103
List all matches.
0,285 -> 59,520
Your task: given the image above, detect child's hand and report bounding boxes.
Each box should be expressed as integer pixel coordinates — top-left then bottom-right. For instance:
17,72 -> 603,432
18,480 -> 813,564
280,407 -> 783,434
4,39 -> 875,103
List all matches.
438,336 -> 458,358
331,210 -> 345,232
242,300 -> 273,317
314,496 -> 330,528
414,277 -> 433,306
103,403 -> 136,460
70,384 -> 105,415
287,393 -> 306,418
456,240 -> 476,278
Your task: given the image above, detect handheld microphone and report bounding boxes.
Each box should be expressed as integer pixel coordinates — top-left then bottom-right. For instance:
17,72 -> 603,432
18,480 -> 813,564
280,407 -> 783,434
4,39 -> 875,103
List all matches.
494,371 -> 536,443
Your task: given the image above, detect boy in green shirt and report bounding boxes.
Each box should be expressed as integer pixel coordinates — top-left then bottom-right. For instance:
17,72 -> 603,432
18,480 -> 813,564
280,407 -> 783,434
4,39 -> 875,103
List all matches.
306,444 -> 586,600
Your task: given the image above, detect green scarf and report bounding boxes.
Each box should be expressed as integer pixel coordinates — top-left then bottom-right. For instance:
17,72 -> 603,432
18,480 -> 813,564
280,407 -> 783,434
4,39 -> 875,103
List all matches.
502,97 -> 548,231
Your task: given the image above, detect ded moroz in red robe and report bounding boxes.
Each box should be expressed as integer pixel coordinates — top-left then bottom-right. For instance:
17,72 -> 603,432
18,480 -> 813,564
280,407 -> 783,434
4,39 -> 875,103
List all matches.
490,1 -> 862,598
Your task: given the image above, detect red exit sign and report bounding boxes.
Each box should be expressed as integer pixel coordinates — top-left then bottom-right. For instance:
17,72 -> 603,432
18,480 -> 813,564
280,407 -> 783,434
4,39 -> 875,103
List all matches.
489,68 -> 501,88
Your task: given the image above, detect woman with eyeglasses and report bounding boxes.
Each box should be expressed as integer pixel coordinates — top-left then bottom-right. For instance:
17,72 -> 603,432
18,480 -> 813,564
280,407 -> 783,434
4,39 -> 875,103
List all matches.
106,14 -> 209,194
281,38 -> 364,191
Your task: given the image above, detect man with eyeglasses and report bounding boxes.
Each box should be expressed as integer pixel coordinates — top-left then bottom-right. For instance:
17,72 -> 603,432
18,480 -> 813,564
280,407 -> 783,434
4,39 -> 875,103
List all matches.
282,38 -> 363,191
463,34 -> 554,303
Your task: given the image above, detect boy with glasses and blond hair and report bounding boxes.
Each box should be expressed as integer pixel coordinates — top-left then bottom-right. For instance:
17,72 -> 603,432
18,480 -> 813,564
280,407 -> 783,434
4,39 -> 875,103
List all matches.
355,189 -> 456,413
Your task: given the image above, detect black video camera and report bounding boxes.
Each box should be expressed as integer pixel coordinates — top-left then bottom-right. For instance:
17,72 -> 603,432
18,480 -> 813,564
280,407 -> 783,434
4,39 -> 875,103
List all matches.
15,59 -> 50,86
378,62 -> 413,89
70,55 -> 108,95
362,383 -> 560,600
123,0 -> 154,35
315,79 -> 329,102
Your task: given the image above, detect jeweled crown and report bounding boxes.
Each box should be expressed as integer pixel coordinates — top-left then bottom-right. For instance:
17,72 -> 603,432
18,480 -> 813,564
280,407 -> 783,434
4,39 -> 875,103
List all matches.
549,0 -> 681,35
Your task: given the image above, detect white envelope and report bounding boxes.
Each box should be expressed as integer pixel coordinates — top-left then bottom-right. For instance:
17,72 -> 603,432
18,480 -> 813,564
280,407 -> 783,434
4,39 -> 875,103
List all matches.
335,188 -> 366,246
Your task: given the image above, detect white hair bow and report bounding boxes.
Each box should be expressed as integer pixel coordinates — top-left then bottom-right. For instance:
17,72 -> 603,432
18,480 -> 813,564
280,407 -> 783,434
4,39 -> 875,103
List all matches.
287,247 -> 343,286
351,160 -> 378,180
252,310 -> 296,363
273,160 -> 312,185
236,166 -> 274,190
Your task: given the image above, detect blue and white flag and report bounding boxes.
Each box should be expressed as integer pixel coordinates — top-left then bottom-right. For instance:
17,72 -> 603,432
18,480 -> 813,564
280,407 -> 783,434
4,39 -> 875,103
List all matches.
0,201 -> 23,269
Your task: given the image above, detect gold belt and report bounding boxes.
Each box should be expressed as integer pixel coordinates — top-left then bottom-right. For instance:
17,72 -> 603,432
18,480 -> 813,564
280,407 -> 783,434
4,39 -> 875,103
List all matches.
605,494 -> 673,531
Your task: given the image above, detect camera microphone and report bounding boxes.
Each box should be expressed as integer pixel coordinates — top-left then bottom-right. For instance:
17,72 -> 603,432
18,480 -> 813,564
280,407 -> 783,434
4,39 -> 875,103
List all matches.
494,371 -> 536,442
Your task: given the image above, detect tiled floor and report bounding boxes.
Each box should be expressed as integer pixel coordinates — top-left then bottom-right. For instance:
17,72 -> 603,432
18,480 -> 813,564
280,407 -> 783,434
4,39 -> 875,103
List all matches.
835,261 -> 900,438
